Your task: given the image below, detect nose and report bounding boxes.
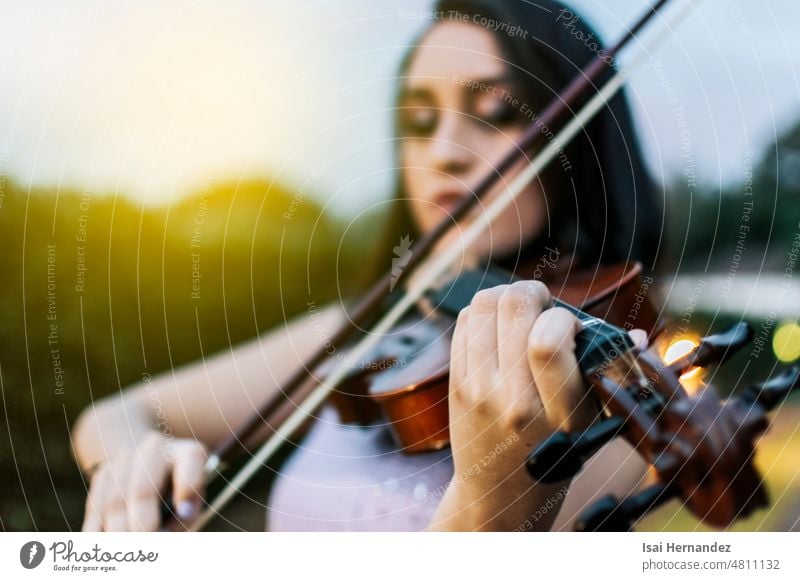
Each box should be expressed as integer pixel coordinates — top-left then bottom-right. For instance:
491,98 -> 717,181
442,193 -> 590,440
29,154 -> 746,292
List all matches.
428,111 -> 473,176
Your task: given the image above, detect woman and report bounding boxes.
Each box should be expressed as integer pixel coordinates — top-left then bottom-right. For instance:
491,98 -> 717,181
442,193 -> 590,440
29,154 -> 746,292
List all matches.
72,0 -> 661,532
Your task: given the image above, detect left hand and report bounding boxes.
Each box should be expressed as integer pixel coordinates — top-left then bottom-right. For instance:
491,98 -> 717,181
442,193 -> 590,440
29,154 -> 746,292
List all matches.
431,280 -> 593,530
428,280 -> 649,530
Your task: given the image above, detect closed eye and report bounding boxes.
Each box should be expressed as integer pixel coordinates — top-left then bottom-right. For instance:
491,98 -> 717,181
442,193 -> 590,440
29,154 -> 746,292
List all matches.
398,87 -> 439,137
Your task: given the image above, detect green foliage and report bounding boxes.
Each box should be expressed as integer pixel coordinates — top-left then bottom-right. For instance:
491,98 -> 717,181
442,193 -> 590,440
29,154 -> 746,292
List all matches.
0,177 -> 369,530
665,123 -> 800,273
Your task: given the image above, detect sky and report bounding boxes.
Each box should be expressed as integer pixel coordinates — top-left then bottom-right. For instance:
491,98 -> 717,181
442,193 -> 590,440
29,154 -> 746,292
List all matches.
1,0 -> 798,215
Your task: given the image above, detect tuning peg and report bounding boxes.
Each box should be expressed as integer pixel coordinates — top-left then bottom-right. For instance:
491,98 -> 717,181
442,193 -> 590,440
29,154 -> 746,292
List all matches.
527,416 -> 626,483
574,483 -> 676,532
739,366 -> 800,411
669,322 -> 753,375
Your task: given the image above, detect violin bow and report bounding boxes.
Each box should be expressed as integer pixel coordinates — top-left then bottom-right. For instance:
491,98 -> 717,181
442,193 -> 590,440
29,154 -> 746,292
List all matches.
181,0 -> 693,531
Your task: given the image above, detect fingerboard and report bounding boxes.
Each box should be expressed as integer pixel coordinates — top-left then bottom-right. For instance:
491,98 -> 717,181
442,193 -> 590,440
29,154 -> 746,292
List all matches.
425,265 -> 635,376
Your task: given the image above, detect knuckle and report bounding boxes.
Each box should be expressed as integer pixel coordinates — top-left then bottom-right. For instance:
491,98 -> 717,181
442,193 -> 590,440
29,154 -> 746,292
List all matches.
174,444 -> 208,476
527,309 -> 578,363
470,286 -> 504,314
519,280 -> 550,305
549,306 -> 579,327
527,334 -> 563,363
498,285 -> 530,319
450,384 -> 466,404
501,407 -> 533,434
469,392 -> 492,414
459,380 -> 487,406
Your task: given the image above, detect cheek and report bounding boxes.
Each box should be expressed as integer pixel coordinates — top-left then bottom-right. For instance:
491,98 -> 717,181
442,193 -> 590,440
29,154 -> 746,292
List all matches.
403,170 -> 424,220
486,184 -> 546,252
401,149 -> 432,228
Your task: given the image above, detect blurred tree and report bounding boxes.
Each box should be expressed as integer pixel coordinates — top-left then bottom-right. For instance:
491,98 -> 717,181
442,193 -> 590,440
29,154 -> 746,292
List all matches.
0,177 -> 371,530
666,116 -> 800,273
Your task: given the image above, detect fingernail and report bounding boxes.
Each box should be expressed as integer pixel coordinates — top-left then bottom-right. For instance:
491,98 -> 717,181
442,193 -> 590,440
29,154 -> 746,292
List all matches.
176,500 -> 196,521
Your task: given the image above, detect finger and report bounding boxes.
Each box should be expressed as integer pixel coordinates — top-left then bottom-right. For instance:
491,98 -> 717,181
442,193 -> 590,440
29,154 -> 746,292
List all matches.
527,307 -> 589,431
450,307 -> 470,397
126,433 -> 173,532
82,468 -> 109,532
629,329 -> 648,350
496,281 -> 549,411
101,452 -> 133,532
465,286 -> 505,394
103,502 -> 129,531
171,440 -> 209,523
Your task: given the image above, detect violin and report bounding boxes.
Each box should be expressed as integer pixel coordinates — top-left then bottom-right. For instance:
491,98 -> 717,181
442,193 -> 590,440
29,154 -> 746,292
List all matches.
326,257 -> 799,531
329,259 -> 663,454
165,0 -> 800,532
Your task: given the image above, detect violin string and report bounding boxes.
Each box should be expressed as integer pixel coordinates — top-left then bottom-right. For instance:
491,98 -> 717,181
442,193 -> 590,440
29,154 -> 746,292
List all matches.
190,0 -> 701,531
622,346 -> 650,395
583,312 -> 649,394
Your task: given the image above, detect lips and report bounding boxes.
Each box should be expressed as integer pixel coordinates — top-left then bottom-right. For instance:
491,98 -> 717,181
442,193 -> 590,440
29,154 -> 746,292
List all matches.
431,190 -> 467,215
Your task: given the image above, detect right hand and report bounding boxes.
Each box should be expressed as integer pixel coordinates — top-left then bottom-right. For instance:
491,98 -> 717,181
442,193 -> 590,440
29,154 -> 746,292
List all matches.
82,432 -> 208,531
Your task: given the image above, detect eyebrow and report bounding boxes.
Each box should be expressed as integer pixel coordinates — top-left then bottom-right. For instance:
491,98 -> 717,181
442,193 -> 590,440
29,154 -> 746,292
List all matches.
457,75 -> 514,90
400,74 -> 514,101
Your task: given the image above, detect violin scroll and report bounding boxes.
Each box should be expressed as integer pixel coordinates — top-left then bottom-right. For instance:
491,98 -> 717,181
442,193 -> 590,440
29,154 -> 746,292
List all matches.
527,322 -> 800,531
527,416 -> 626,483
574,483 -> 677,532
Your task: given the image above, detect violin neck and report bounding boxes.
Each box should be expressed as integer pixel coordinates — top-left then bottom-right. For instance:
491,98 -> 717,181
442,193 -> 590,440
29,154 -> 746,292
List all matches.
425,265 -> 638,380
550,298 -> 636,378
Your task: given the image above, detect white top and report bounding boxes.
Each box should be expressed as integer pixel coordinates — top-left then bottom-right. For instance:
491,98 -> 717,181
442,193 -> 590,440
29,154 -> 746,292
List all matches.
266,405 -> 454,531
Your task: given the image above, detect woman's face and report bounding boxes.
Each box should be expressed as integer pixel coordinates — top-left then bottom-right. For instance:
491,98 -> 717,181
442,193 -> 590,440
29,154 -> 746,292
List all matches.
399,20 -> 547,264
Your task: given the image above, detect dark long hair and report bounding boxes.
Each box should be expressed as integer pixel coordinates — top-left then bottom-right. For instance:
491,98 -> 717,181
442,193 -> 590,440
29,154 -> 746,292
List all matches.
360,0 -> 661,290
